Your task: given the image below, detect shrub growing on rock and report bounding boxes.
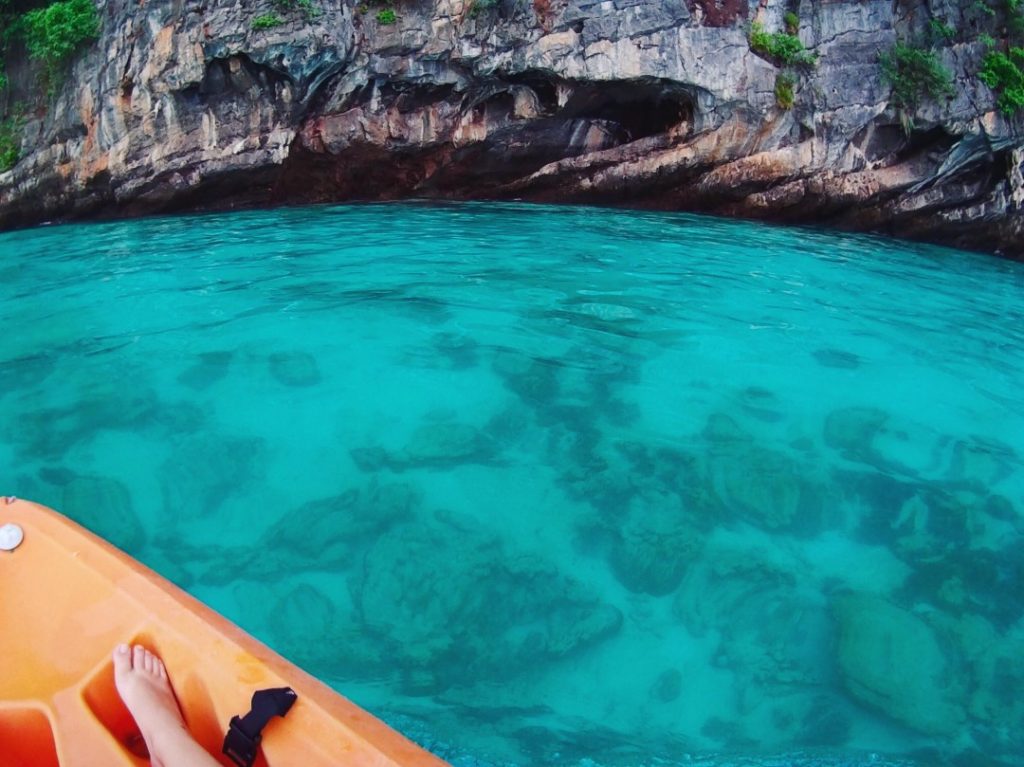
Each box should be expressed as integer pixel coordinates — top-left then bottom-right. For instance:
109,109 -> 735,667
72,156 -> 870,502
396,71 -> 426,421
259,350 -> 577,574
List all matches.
965,0 -> 1024,114
22,0 -> 99,76
0,1 -> 10,94
750,16 -> 813,110
979,46 -> 1024,114
252,13 -> 283,30
927,18 -> 956,45
0,113 -> 22,172
749,20 -> 816,67
254,0 -> 319,29
469,0 -> 499,18
272,0 -> 321,20
879,42 -> 954,111
775,72 -> 795,109
783,10 -> 799,35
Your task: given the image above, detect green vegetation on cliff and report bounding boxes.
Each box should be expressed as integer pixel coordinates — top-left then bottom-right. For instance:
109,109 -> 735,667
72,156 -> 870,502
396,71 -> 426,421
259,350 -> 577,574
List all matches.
0,112 -> 22,172
749,20 -> 816,67
0,0 -> 99,94
783,11 -> 799,35
971,0 -> 1024,115
979,46 -> 1024,114
252,1 -> 320,30
273,0 -> 320,18
749,16 -> 815,110
22,0 -> 99,82
0,0 -> 15,94
468,0 -> 499,18
879,42 -> 954,111
0,0 -> 99,167
774,73 -> 796,110
252,13 -> 284,30
964,0 -> 1024,114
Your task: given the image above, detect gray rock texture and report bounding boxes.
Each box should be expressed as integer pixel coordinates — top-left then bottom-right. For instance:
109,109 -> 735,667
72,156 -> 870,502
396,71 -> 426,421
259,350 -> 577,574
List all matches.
1,0 -> 1022,257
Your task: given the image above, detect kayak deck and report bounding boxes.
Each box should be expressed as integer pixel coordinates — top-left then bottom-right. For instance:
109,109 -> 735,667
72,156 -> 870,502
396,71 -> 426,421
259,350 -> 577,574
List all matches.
0,498 -> 448,767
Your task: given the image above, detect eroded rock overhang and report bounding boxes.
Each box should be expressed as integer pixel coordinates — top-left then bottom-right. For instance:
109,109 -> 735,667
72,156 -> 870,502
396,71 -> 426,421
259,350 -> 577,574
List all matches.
0,0 -> 1022,258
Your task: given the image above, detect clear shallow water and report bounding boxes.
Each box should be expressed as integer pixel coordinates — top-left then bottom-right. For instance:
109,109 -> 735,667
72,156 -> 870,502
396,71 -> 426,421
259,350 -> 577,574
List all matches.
1,202 -> 1023,767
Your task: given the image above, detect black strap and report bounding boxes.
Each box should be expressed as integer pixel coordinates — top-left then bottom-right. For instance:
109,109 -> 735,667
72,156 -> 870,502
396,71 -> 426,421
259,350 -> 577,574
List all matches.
222,687 -> 298,767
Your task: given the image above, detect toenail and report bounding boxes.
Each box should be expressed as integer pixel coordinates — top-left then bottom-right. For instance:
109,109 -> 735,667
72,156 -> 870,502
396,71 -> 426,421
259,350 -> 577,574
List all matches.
117,643 -> 129,654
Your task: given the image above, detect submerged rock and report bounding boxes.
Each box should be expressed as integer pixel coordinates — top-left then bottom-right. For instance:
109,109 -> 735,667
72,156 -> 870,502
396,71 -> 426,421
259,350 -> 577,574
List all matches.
607,491 -> 704,596
798,695 -> 852,747
615,441 -> 705,501
350,446 -> 391,472
403,422 -> 494,465
735,386 -> 785,423
351,421 -> 497,472
833,593 -> 966,736
708,443 -> 812,531
268,351 -> 322,387
887,486 -> 987,565
702,413 -> 750,444
9,379 -> 159,459
199,481 -> 418,584
812,348 -> 862,370
151,401 -> 207,435
161,434 -> 266,520
492,351 -> 561,407
243,578 -> 384,681
38,466 -> 77,486
823,407 -> 889,462
351,518 -> 622,690
177,351 -> 233,390
484,404 -> 532,444
675,548 -> 833,690
270,489 -> 362,560
900,542 -> 1024,631
650,668 -> 683,703
952,616 -> 1024,760
435,333 -> 479,369
272,481 -> 416,558
945,434 -> 1019,489
0,352 -> 56,396
268,583 -> 336,646
62,475 -> 145,552
697,411 -> 831,532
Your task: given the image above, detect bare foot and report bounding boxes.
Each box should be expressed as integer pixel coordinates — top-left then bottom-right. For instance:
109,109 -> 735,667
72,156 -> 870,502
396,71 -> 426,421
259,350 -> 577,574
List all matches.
112,644 -> 221,767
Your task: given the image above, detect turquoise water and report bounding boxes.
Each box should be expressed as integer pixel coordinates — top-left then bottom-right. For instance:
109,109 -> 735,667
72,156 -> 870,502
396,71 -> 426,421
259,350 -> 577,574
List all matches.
1,202 -> 1022,766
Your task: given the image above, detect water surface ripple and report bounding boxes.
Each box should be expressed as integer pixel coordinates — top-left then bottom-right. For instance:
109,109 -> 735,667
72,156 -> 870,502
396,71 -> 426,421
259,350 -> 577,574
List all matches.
2,203 -> 1023,767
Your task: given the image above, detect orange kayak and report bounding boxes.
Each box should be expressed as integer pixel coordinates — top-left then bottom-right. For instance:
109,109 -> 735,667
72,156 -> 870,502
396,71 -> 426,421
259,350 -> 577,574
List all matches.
0,498 -> 449,767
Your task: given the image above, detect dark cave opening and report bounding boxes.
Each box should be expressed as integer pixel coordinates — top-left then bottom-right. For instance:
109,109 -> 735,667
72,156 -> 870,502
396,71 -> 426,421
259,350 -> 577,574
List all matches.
507,74 -> 560,114
470,90 -> 516,122
198,55 -> 292,98
854,122 -> 956,164
560,82 -> 693,142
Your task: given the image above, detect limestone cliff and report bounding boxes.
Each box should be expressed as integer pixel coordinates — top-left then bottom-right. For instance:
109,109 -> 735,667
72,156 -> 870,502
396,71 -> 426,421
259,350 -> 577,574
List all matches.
1,0 -> 1022,257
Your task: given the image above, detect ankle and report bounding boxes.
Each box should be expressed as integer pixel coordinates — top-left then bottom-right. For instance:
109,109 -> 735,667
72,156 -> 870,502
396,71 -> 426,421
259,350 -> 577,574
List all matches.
145,721 -> 195,759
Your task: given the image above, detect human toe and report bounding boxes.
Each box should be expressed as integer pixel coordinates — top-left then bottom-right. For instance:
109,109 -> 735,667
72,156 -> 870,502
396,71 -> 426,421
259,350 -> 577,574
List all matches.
112,643 -> 131,678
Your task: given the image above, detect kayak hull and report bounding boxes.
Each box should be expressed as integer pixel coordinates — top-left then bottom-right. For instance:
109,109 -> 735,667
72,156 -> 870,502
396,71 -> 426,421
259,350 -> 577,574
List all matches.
0,498 -> 448,767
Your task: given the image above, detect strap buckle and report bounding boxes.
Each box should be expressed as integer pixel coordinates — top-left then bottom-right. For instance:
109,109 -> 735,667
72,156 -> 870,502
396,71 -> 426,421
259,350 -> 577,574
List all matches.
222,687 -> 298,767
223,716 -> 260,767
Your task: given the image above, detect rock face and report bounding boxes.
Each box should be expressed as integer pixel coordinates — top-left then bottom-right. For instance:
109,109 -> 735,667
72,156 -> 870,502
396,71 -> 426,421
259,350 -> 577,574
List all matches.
1,0 -> 1022,256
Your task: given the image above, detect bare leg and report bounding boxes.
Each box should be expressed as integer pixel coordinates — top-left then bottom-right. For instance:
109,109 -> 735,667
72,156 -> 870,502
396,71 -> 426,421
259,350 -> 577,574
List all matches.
112,644 -> 221,767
